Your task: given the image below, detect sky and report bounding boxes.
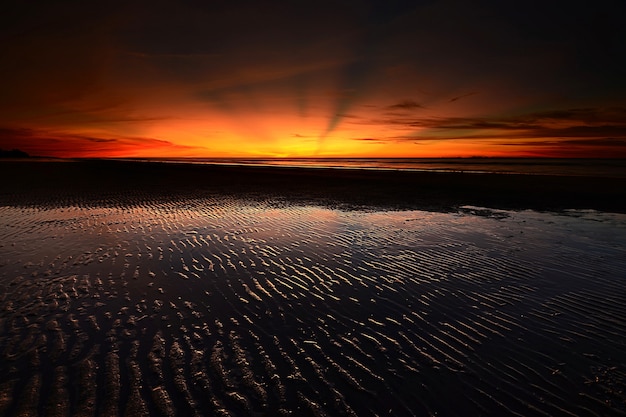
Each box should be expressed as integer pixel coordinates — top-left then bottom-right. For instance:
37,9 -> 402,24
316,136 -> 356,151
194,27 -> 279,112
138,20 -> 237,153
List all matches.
1,0 -> 626,158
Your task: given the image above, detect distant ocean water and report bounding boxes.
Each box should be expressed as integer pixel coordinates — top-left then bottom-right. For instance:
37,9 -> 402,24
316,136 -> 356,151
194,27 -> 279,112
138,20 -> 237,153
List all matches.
136,157 -> 626,178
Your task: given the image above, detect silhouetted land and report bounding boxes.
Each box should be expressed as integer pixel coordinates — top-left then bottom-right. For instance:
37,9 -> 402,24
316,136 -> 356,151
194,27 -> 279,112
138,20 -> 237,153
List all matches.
1,159 -> 625,212
0,148 -> 29,158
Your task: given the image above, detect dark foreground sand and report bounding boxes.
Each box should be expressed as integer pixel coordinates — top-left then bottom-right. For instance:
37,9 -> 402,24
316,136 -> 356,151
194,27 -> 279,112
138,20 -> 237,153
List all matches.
0,160 -> 625,416
1,159 -> 625,211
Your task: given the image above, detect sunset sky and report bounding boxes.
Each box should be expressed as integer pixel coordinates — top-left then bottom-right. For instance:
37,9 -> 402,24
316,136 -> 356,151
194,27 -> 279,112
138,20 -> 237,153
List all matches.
1,0 -> 626,158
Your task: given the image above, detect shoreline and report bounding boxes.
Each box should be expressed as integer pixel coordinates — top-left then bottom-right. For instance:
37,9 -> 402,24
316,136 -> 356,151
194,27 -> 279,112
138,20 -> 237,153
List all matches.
118,156 -> 626,179
1,159 -> 625,212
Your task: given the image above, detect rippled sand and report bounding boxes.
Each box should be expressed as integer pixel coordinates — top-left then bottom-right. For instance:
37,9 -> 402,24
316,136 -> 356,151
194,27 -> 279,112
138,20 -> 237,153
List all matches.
1,192 -> 626,415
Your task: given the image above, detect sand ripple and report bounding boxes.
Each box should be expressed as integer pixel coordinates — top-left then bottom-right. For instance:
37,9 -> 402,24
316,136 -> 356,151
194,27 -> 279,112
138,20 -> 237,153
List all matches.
1,199 -> 625,416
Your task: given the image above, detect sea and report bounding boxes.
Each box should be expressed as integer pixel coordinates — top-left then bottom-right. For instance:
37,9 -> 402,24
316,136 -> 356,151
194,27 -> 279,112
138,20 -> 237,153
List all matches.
131,157 -> 626,178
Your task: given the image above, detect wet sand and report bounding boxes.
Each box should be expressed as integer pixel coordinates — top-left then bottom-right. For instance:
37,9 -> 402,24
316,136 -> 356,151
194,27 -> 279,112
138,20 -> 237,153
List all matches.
1,159 -> 626,212
1,160 -> 626,416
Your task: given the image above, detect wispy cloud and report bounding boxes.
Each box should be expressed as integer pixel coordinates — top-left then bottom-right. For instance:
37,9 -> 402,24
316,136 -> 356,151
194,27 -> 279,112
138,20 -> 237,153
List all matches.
352,137 -> 384,142
448,92 -> 478,103
499,138 -> 626,147
345,106 -> 626,156
0,127 -> 205,158
386,100 -> 424,111
362,107 -> 626,140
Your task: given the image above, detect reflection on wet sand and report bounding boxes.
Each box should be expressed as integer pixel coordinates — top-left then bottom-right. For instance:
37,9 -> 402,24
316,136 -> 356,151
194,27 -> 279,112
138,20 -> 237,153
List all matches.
1,196 -> 625,416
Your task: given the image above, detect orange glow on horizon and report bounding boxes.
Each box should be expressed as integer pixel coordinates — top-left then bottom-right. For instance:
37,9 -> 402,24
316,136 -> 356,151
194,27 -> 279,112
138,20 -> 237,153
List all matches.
3,125 -> 624,159
4,104 -> 626,159
3,47 -> 625,159
2,65 -> 625,159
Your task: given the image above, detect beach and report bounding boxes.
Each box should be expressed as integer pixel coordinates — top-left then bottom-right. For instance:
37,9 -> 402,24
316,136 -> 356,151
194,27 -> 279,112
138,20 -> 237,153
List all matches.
1,160 -> 625,416
2,159 -> 626,212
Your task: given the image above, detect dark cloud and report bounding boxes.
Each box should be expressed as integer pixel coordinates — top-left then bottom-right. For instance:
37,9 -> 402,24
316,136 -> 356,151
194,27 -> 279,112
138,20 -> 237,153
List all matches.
353,107 -> 626,158
496,137 -> 626,158
386,100 -> 424,111
363,107 -> 626,140
526,107 -> 626,124
562,138 -> 626,147
0,127 -> 204,157
83,137 -> 117,143
449,92 -> 478,103
500,138 -> 626,147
